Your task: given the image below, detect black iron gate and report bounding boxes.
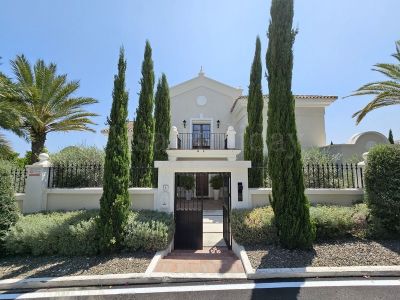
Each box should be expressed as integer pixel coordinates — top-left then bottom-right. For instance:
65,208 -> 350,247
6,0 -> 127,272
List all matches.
222,174 -> 232,249
174,173 -> 203,249
174,172 -> 231,250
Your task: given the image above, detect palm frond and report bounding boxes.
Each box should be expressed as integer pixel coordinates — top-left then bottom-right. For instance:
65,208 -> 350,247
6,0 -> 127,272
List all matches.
11,55 -> 34,86
347,40 -> 400,124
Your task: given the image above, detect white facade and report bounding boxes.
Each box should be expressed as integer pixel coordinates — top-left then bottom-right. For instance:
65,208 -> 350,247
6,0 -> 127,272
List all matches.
153,71 -> 337,210
169,71 -> 336,158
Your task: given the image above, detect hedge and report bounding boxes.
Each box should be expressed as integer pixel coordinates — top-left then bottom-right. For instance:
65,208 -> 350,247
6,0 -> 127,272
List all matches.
0,163 -> 19,255
232,204 -> 369,245
365,144 -> 400,237
4,210 -> 174,256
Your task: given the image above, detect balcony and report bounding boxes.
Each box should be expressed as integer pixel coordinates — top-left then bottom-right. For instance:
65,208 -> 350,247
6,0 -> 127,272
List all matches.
177,133 -> 227,150
167,126 -> 240,161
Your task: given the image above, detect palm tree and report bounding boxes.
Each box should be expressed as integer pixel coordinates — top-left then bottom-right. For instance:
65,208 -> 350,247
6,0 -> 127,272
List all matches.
3,55 -> 98,163
0,73 -> 25,157
348,40 -> 400,124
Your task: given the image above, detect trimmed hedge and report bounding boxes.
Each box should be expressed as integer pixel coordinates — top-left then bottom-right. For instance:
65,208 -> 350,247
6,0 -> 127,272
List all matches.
365,144 -> 400,237
232,204 -> 369,245
4,210 -> 174,256
0,163 -> 19,255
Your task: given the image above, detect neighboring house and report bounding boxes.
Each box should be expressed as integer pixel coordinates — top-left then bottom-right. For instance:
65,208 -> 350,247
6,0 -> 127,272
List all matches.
322,131 -> 389,163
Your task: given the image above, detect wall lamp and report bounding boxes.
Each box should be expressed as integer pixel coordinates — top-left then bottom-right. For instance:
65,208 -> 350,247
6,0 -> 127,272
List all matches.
217,120 -> 220,128
183,120 -> 187,128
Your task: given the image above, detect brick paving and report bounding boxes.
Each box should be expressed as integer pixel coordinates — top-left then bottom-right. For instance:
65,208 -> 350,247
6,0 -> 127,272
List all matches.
153,247 -> 245,273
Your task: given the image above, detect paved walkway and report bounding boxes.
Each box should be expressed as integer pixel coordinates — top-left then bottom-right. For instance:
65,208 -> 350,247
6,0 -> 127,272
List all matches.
153,247 -> 245,273
203,210 -> 225,247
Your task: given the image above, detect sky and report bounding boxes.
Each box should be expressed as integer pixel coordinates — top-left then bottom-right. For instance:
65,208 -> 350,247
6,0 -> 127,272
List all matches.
1,0 -> 399,155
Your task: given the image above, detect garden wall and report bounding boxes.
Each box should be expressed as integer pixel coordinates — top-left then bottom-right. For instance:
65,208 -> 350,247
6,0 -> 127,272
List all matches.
249,188 -> 364,207
16,188 -> 156,212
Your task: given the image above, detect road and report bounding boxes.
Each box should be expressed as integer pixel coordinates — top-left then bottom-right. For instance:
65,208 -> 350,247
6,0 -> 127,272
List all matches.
1,277 -> 399,299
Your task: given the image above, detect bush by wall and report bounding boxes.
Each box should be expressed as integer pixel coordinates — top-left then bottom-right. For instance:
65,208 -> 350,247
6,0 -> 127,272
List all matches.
4,210 -> 174,256
231,206 -> 278,245
365,144 -> 400,237
0,163 -> 19,255
122,210 -> 174,252
51,145 -> 105,165
310,204 -> 368,240
232,204 -> 369,245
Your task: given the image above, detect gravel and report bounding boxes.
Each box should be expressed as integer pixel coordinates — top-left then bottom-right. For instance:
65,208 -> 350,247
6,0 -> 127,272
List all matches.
246,239 -> 400,269
0,252 -> 154,279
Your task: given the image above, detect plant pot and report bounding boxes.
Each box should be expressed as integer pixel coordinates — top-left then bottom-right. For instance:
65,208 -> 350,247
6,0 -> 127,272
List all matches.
213,189 -> 220,200
185,190 -> 192,201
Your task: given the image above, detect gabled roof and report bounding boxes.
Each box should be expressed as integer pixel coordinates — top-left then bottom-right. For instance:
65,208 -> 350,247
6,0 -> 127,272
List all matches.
230,95 -> 338,112
170,70 -> 243,99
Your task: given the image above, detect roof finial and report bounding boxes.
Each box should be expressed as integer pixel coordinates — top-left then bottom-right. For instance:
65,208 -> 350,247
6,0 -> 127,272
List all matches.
199,66 -> 204,77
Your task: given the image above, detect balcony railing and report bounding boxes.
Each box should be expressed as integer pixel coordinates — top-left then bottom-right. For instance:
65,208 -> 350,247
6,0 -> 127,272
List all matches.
177,133 -> 227,150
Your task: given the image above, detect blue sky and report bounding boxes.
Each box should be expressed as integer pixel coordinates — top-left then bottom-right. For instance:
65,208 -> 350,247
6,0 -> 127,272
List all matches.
1,0 -> 399,155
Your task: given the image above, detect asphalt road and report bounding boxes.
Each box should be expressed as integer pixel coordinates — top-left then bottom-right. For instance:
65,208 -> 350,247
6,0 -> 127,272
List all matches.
1,277 -> 399,300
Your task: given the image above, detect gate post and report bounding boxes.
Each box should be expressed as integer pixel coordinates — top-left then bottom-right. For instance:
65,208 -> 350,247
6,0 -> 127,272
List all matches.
23,153 -> 52,213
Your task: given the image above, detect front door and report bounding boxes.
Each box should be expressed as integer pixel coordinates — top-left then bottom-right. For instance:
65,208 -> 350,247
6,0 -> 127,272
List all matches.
196,173 -> 209,197
192,124 -> 211,149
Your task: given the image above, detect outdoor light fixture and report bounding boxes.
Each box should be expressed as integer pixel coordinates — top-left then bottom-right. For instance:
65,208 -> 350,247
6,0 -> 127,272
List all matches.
183,120 -> 186,128
217,120 -> 220,128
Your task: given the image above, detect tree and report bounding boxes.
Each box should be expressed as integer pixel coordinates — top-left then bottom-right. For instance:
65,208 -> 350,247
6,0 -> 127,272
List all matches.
131,41 -> 155,187
99,48 -> 130,250
348,41 -> 400,124
266,0 -> 315,249
0,163 -> 18,255
153,73 -> 170,185
3,55 -> 98,163
244,36 -> 264,187
153,74 -> 171,161
388,129 -> 394,144
0,73 -> 25,157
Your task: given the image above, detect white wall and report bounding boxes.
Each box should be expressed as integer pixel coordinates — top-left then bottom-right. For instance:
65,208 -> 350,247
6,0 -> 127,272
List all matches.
20,188 -> 156,212
249,188 -> 364,207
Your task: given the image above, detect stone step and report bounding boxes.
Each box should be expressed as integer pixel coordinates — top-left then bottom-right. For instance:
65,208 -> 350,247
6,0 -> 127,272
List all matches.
170,246 -> 229,254
203,223 -> 223,233
166,252 -> 237,260
155,258 -> 245,273
203,215 -> 223,223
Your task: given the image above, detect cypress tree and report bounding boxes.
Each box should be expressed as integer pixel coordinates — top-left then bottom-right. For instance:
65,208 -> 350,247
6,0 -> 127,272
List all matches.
153,73 -> 171,162
244,36 -> 264,188
131,41 -> 155,187
388,129 -> 394,144
266,0 -> 315,249
99,48 -> 130,250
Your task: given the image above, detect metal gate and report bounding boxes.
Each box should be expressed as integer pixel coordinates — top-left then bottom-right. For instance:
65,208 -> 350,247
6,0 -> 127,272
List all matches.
222,174 -> 232,249
174,172 -> 231,250
174,173 -> 203,249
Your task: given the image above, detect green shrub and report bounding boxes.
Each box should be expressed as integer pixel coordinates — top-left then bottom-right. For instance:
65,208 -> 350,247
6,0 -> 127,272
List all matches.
51,145 -> 105,165
231,204 -> 370,245
365,144 -> 400,237
4,211 -> 98,256
0,163 -> 19,255
122,210 -> 174,252
231,206 -> 277,245
310,204 -> 368,240
4,210 -> 174,256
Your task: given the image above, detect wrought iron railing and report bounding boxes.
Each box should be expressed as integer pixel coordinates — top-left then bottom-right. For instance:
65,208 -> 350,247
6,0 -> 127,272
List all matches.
48,163 -> 157,188
252,163 -> 364,189
10,168 -> 26,193
177,133 -> 227,150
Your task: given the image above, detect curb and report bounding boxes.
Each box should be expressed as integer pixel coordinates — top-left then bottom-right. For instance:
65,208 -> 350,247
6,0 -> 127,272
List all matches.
234,241 -> 400,280
248,266 -> 400,279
